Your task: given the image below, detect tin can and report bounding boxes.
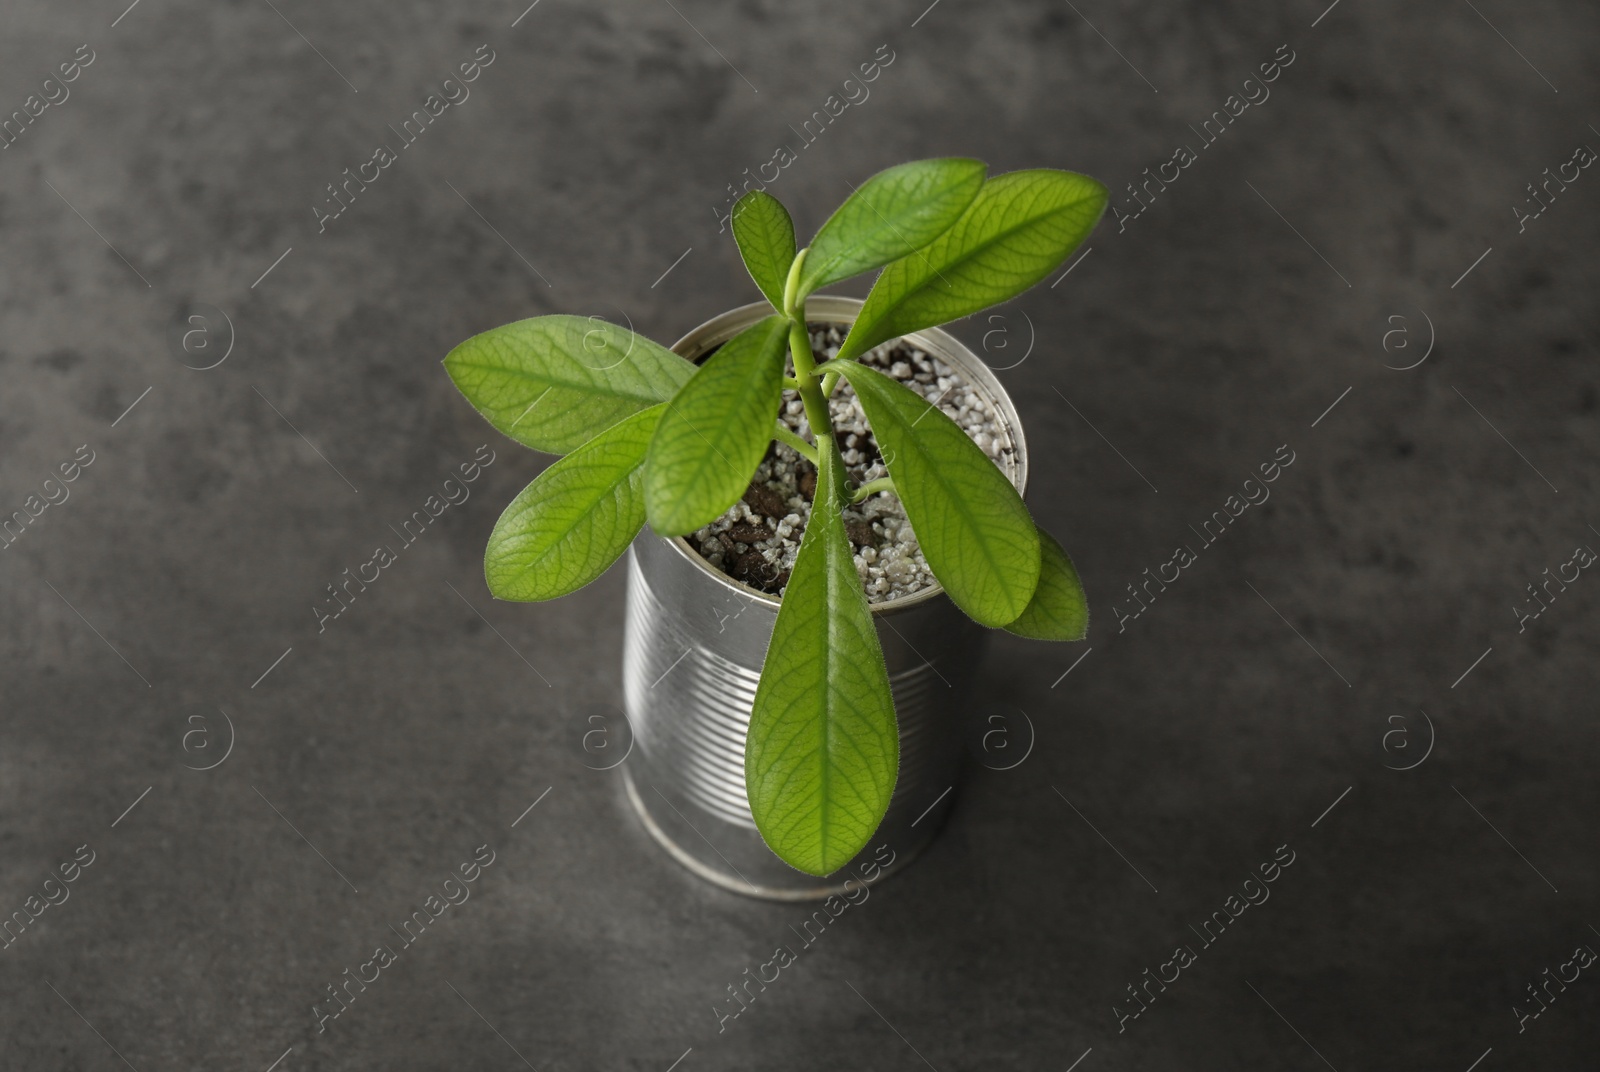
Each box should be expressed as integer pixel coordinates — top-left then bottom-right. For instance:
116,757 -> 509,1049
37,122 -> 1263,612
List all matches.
621,297 -> 1029,900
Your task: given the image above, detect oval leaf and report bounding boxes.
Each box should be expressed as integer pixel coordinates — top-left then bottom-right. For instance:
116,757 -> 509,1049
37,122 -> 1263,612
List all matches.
1004,528 -> 1088,640
732,191 -> 797,311
485,405 -> 664,601
837,169 -> 1108,361
645,316 -> 790,536
747,441 -> 897,876
445,315 -> 694,454
798,158 -> 987,298
838,361 -> 1040,626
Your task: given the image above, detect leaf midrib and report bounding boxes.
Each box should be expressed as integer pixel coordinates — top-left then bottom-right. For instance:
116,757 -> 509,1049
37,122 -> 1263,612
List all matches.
447,354 -> 675,407
503,458 -> 643,583
817,525 -> 836,867
807,198 -> 930,288
854,367 -> 1028,617
735,200 -> 792,308
841,187 -> 1096,360
654,322 -> 782,528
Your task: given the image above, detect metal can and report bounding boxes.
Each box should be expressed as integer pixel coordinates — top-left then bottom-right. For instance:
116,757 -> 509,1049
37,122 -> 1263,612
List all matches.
621,297 -> 1029,900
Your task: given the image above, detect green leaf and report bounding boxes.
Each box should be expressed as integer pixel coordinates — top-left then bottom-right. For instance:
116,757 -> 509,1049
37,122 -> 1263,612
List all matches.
837,169 -> 1108,361
838,361 -> 1040,626
1004,529 -> 1088,641
798,158 -> 986,298
444,315 -> 694,454
731,191 -> 797,311
746,440 -> 897,876
484,405 -> 663,601
644,316 -> 789,536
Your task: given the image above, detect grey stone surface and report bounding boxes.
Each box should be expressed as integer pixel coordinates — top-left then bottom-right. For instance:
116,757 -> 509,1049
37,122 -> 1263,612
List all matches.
1,0 -> 1597,1068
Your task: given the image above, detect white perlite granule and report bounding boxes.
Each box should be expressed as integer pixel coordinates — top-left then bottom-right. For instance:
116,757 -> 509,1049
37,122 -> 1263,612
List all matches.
689,324 -> 1015,603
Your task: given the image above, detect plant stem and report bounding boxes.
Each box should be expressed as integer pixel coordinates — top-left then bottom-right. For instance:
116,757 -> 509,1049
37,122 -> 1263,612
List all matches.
787,312 -> 819,382
819,368 -> 841,397
782,376 -> 802,391
785,296 -> 832,421
786,304 -> 840,508
849,476 -> 895,503
773,423 -> 818,464
781,249 -> 843,494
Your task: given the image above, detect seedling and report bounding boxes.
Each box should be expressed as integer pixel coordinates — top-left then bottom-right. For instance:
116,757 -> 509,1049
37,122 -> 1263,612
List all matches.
445,158 -> 1106,875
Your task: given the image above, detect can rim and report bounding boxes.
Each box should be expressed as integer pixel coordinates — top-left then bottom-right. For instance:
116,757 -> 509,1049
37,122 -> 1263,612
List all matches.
658,295 -> 1031,617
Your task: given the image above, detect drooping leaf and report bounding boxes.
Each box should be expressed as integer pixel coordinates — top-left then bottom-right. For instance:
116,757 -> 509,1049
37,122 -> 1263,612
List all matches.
444,315 -> 694,454
485,405 -> 663,601
837,169 -> 1108,361
644,316 -> 790,536
797,158 -> 987,298
1004,528 -> 1088,641
732,191 -> 797,312
746,439 -> 897,876
838,361 -> 1039,626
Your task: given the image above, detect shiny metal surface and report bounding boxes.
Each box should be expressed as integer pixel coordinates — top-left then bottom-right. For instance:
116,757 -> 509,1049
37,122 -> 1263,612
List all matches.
622,297 -> 1028,900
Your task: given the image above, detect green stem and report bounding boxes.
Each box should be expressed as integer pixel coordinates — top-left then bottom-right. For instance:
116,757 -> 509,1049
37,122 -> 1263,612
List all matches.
850,476 -> 895,503
790,318 -> 832,445
782,376 -> 802,391
788,312 -> 818,382
820,368 -> 841,397
781,249 -> 837,493
773,423 -> 818,464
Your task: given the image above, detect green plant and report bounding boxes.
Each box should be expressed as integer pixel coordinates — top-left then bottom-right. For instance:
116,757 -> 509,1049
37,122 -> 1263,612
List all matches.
444,158 -> 1106,876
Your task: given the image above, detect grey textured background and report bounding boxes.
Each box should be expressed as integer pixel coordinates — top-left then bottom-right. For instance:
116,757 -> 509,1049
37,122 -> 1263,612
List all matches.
2,0 -> 1597,1069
